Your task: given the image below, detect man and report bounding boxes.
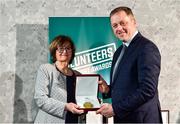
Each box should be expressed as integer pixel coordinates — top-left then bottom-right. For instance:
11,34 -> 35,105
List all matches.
96,6 -> 162,123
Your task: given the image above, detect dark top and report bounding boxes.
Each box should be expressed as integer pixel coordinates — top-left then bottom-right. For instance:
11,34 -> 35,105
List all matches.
65,72 -> 79,123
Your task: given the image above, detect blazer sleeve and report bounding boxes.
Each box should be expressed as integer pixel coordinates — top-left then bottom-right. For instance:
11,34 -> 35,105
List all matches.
34,64 -> 66,118
112,42 -> 161,117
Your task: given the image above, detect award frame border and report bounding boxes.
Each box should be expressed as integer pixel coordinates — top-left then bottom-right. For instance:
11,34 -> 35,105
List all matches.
75,74 -> 101,111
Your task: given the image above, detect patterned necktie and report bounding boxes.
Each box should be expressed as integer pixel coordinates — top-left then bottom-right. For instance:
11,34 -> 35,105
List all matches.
112,44 -> 127,82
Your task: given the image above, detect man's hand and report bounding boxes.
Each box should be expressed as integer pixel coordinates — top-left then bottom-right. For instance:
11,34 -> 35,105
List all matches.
96,103 -> 115,118
65,103 -> 84,114
98,76 -> 109,93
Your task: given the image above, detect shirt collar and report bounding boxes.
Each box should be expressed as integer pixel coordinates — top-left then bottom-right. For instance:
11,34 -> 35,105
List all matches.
123,30 -> 138,47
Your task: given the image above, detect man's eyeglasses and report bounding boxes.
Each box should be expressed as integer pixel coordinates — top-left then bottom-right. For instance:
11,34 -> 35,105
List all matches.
57,47 -> 72,53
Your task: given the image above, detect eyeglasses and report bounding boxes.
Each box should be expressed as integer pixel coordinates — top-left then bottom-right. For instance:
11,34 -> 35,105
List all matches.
57,47 -> 72,53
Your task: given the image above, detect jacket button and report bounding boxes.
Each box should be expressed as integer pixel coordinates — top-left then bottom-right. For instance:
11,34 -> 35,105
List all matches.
112,90 -> 114,93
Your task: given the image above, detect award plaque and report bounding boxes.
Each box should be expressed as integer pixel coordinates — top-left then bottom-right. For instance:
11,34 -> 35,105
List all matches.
75,74 -> 100,111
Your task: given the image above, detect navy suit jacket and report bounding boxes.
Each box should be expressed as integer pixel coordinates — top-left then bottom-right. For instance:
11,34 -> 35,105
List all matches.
109,32 -> 162,123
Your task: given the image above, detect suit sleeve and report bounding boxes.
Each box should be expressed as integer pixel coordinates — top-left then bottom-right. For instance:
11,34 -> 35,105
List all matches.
34,64 -> 66,118
112,42 -> 161,118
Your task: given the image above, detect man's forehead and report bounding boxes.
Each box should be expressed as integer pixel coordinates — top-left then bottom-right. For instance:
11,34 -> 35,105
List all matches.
111,13 -> 131,22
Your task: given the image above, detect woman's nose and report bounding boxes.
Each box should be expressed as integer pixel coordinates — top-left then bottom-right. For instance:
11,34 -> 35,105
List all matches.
62,49 -> 68,53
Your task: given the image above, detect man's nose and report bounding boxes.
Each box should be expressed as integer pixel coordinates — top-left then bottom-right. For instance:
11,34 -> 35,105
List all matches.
116,24 -> 123,30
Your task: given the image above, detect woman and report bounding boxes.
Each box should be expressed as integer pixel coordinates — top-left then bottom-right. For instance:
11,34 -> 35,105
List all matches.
34,35 -> 84,123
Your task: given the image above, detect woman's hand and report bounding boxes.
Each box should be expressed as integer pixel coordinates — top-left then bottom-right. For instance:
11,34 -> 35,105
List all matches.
98,76 -> 109,93
65,103 -> 84,114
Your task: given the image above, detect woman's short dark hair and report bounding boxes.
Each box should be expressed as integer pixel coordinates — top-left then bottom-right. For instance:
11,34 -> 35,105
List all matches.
49,35 -> 75,64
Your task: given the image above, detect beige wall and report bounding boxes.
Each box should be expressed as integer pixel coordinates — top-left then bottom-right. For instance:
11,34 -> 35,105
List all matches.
0,0 -> 180,123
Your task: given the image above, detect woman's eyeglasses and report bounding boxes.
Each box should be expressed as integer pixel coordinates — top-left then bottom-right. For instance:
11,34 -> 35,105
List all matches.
57,47 -> 72,53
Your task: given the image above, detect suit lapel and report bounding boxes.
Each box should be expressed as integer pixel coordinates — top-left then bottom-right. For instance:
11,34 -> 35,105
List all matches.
111,32 -> 142,84
110,46 -> 123,83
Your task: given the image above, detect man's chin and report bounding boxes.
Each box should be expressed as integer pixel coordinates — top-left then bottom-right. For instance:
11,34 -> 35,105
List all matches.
117,36 -> 125,41
116,34 -> 124,40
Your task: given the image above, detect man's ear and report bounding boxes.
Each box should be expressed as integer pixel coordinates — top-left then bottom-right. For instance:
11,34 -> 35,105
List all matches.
132,16 -> 136,24
132,17 -> 137,26
130,15 -> 136,25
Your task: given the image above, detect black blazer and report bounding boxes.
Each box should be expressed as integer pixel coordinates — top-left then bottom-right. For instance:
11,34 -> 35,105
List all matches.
109,32 -> 162,123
